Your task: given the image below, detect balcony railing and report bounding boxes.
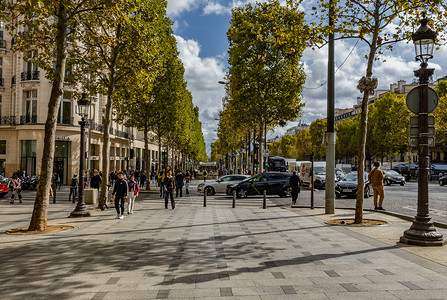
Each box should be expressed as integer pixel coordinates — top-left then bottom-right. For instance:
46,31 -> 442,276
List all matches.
90,122 -> 129,138
57,116 -> 74,125
0,40 -> 6,49
0,78 -> 4,87
21,71 -> 40,82
1,116 -> 16,126
20,115 -> 37,124
90,122 -> 104,132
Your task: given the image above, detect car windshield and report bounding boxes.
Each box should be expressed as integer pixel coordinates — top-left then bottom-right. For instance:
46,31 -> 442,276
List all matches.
314,167 -> 325,175
270,160 -> 285,168
385,170 -> 400,176
343,173 -> 358,181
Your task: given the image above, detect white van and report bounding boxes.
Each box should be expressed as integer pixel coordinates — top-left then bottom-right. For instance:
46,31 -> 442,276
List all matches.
302,161 -> 326,189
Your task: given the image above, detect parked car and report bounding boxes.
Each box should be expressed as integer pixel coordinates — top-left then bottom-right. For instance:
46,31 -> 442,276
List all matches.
382,169 -> 405,186
393,163 -> 418,181
228,172 -> 292,198
335,171 -> 370,199
0,176 -> 9,197
197,175 -> 250,195
439,173 -> 447,186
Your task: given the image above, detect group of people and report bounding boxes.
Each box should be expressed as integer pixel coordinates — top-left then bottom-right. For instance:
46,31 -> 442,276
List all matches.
156,168 -> 192,209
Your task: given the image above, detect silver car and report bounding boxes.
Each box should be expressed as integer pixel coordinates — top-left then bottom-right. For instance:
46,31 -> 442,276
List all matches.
197,175 -> 250,195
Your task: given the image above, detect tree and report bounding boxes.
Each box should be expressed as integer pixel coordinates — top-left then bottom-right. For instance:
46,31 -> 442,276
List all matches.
434,81 -> 447,150
367,93 -> 410,166
78,0 -> 167,206
335,117 -> 359,164
310,0 -> 447,223
309,119 -> 327,160
1,0 -> 104,231
226,0 -> 307,173
295,128 -> 312,160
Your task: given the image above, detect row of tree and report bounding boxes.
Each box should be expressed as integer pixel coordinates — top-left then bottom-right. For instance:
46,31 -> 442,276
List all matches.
213,0 -> 447,223
1,0 -> 206,231
270,83 -> 447,166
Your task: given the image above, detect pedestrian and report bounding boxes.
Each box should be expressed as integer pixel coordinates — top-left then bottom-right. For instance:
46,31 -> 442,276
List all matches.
112,171 -> 128,219
69,174 -> 78,203
289,171 -> 302,205
368,162 -> 386,210
158,168 -> 166,197
9,175 -> 22,204
203,169 -> 207,182
185,170 -> 190,195
90,169 -> 101,203
127,175 -> 139,214
140,171 -> 146,189
164,170 -> 176,209
175,170 -> 184,197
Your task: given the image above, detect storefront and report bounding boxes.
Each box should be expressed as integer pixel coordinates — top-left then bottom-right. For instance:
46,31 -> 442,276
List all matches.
54,141 -> 70,185
20,140 -> 36,176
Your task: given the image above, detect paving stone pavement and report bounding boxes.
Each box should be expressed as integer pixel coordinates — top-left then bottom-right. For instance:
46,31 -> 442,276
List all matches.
1,181 -> 447,299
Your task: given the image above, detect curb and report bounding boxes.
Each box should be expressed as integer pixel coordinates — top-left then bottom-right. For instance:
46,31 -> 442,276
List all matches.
290,205 -> 447,229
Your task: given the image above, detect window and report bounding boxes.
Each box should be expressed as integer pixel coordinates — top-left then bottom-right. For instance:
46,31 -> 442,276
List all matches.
21,140 -> 36,176
24,52 -> 38,72
269,174 -> 284,181
0,140 -> 5,154
58,91 -> 72,124
23,90 -> 37,121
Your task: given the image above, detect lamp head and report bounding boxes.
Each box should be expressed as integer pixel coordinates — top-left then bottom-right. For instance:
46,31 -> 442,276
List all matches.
76,93 -> 91,119
412,16 -> 437,63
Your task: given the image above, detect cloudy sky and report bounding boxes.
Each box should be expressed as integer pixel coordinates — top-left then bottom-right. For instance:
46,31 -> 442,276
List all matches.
167,0 -> 447,155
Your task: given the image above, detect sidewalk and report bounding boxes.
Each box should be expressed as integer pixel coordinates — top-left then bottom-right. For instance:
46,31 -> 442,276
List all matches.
1,190 -> 447,299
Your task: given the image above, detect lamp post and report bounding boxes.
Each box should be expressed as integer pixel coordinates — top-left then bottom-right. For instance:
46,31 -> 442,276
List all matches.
70,93 -> 91,218
400,17 -> 444,246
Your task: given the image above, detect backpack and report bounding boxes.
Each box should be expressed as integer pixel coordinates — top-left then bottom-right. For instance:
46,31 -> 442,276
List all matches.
71,178 -> 78,187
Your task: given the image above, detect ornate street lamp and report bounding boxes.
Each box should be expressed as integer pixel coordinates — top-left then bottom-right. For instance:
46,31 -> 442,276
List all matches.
70,93 -> 91,217
400,17 -> 444,246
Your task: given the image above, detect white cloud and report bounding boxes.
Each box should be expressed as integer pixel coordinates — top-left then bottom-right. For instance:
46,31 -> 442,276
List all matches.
203,2 -> 228,15
174,35 -> 227,154
167,0 -> 201,17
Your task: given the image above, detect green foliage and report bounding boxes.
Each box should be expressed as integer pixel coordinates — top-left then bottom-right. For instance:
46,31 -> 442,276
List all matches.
295,128 -> 312,161
335,117 -> 359,162
434,91 -> 447,149
309,118 -> 327,160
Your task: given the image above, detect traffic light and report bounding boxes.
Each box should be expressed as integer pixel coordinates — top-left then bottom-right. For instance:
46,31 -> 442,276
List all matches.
125,157 -> 128,161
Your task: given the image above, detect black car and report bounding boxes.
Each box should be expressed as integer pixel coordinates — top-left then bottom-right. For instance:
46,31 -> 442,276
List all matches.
382,169 -> 405,186
439,173 -> 447,186
229,172 -> 292,198
335,172 -> 370,199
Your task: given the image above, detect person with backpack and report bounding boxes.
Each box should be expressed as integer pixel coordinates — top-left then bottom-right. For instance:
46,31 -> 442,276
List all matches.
9,175 -> 22,204
164,170 -> 176,209
127,175 -> 139,214
112,171 -> 128,219
69,174 -> 79,203
289,171 -> 302,205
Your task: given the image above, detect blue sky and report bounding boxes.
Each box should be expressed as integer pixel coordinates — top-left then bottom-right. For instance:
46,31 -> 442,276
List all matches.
167,0 -> 447,155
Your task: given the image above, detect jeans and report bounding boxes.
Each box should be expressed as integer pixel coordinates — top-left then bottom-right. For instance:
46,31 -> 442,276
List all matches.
165,190 -> 175,209
159,183 -> 164,197
176,184 -> 183,197
115,195 -> 125,215
128,194 -> 136,213
291,188 -> 299,204
69,187 -> 77,203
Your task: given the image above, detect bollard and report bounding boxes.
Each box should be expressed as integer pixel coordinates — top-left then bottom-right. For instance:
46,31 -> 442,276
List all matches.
204,191 -> 207,207
263,190 -> 266,209
232,190 -> 236,208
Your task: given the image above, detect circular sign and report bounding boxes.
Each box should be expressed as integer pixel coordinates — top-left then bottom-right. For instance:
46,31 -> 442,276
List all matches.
406,86 -> 439,114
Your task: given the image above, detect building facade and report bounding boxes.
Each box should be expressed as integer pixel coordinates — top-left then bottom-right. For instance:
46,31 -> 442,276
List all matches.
0,21 -> 163,182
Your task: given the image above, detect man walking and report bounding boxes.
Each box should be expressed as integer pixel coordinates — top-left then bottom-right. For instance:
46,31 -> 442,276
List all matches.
112,172 -> 128,219
289,171 -> 302,205
69,174 -> 78,203
368,162 -> 386,210
90,169 -> 101,204
175,170 -> 184,198
158,168 -> 166,197
164,170 -> 176,209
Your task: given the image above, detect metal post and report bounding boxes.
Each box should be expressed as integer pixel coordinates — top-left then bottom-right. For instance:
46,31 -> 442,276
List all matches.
70,120 -> 91,217
263,189 -> 266,209
232,190 -> 236,208
311,152 -> 314,209
203,191 -> 207,207
401,63 -> 444,246
324,0 -> 335,215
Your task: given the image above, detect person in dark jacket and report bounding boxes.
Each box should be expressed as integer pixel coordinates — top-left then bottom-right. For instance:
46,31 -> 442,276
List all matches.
112,172 -> 128,219
175,170 -> 184,197
164,170 -> 176,209
289,171 -> 302,205
90,169 -> 102,206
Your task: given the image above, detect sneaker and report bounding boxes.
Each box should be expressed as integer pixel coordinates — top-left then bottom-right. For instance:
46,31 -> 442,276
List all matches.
377,207 -> 386,211
127,212 -> 130,215
10,200 -> 14,204
374,206 -> 378,210
130,211 -> 134,214
115,214 -> 120,219
119,215 -> 124,219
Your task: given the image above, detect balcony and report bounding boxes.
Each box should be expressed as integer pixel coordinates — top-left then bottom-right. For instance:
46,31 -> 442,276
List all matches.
1,116 -> 16,126
57,116 -> 74,125
90,122 -> 104,132
20,115 -> 37,124
21,71 -> 39,82
0,40 -> 6,49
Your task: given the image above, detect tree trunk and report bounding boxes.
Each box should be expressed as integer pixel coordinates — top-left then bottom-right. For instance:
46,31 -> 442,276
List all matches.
258,122 -> 264,174
158,135 -> 162,170
144,124 -> 150,190
28,4 -> 68,231
354,24 -> 379,224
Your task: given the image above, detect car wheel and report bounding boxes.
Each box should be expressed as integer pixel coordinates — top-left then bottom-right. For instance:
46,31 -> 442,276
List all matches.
440,180 -> 445,186
205,187 -> 214,196
364,186 -> 370,198
400,182 -> 405,186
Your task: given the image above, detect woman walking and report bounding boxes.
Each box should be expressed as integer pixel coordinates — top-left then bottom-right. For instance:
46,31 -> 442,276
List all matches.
127,175 -> 139,214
